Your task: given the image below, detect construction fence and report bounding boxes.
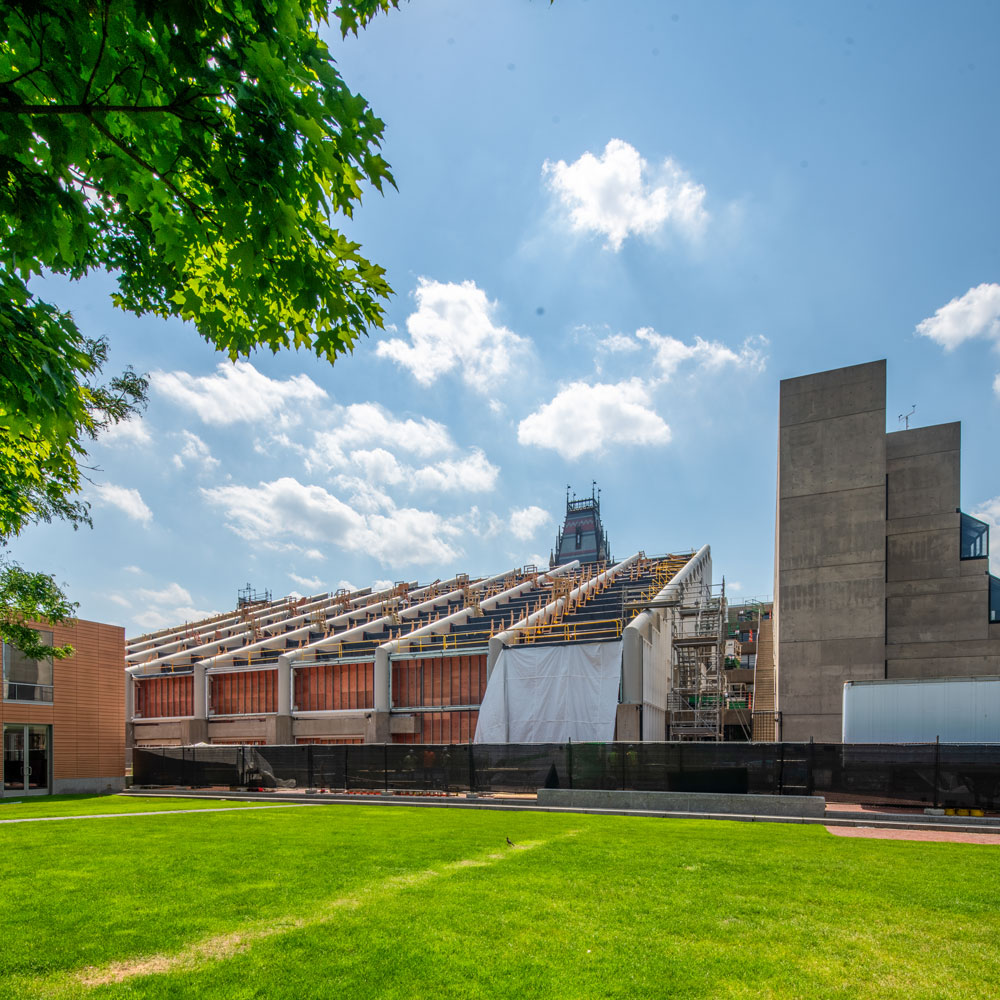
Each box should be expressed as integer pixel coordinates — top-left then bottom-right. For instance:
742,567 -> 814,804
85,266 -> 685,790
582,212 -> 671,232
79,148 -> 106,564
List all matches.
132,741 -> 1000,809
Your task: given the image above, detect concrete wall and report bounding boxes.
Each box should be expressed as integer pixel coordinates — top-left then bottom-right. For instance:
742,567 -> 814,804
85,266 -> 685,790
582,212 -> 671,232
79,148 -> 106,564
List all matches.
775,361 -> 888,741
775,361 -> 1000,742
885,422 -> 1000,679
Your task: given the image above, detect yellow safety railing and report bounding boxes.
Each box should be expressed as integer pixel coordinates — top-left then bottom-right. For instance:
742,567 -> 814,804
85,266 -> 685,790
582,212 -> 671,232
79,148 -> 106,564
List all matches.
521,618 -> 623,644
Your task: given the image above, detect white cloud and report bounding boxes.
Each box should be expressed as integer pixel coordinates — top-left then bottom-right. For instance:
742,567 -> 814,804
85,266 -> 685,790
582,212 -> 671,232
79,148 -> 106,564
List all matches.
970,497 -> 1000,576
634,328 -> 768,382
509,505 -> 552,540
108,594 -> 132,608
172,431 -> 220,473
348,448 -> 405,485
330,442 -> 499,497
728,581 -> 744,593
99,419 -> 152,447
123,565 -> 143,575
289,572 -> 323,591
92,483 -> 153,525
411,450 -> 499,493
152,360 -> 327,426
601,333 -> 642,354
202,477 -> 464,566
312,403 -> 454,468
916,284 -> 1000,394
335,579 -> 357,593
543,139 -> 707,251
137,582 -> 194,606
375,278 -> 529,392
517,379 -> 672,460
130,581 -> 216,632
452,506 -> 504,540
916,283 -> 1000,350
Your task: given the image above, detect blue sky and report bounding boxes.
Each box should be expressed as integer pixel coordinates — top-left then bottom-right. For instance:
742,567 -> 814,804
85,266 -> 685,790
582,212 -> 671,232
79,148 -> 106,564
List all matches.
12,0 -> 1000,634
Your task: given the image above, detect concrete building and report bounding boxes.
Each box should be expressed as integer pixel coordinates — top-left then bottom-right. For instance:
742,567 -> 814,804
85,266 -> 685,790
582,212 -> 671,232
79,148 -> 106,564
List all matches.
775,359 -> 1000,741
2,618 -> 125,796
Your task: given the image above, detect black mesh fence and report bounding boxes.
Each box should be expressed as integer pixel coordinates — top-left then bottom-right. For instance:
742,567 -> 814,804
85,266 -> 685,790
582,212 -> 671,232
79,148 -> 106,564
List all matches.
131,741 -> 1000,808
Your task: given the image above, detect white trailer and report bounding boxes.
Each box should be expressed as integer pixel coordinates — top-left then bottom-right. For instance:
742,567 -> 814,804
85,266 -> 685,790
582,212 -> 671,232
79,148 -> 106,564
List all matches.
842,676 -> 1000,743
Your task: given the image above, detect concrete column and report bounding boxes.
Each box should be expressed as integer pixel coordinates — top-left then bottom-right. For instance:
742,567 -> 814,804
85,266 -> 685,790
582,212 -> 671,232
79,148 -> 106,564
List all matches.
193,664 -> 207,720
277,655 -> 292,716
621,617 -> 646,705
486,636 -> 506,680
366,711 -> 390,743
124,672 -> 135,721
374,647 -> 390,712
275,654 -> 293,745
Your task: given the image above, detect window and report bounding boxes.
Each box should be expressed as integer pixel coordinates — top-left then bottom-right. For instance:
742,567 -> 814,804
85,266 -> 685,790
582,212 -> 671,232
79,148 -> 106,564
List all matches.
2,630 -> 54,703
960,512 -> 989,560
991,575 -> 1000,625
574,526 -> 583,549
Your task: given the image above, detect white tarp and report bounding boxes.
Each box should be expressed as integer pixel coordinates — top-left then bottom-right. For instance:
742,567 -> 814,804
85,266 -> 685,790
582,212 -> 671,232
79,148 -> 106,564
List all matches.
474,641 -> 623,744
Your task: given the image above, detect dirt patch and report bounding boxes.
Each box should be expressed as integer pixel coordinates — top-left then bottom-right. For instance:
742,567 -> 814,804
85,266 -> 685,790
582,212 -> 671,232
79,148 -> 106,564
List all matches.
826,826 -> 1000,845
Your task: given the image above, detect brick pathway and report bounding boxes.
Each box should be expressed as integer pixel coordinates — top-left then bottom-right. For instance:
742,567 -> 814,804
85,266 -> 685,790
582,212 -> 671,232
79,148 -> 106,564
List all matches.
827,825 -> 1000,845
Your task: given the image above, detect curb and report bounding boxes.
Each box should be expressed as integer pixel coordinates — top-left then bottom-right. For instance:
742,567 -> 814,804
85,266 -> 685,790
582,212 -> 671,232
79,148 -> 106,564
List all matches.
119,789 -> 1000,835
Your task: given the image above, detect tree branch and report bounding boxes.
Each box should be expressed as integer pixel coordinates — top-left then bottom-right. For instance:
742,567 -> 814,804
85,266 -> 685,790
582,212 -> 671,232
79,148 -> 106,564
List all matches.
0,61 -> 44,88
81,0 -> 110,105
1,101 -> 194,115
86,114 -> 213,225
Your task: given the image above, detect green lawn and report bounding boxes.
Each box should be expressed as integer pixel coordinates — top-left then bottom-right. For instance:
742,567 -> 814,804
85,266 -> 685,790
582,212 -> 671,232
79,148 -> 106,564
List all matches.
0,793 -> 287,821
1,802 -> 998,999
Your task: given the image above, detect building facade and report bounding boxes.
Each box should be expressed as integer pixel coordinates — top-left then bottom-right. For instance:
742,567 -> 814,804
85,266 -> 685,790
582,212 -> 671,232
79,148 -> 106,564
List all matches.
2,618 -> 125,795
127,548 -> 719,748
775,360 -> 1000,741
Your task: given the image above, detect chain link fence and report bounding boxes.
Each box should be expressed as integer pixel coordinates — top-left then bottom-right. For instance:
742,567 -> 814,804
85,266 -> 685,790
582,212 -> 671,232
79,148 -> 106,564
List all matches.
131,741 -> 1000,809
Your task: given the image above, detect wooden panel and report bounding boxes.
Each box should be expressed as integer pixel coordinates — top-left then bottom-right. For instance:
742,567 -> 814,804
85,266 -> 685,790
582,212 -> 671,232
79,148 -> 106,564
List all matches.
210,670 -> 277,716
135,676 -> 193,718
293,662 -> 374,711
392,710 -> 479,744
391,655 -> 486,709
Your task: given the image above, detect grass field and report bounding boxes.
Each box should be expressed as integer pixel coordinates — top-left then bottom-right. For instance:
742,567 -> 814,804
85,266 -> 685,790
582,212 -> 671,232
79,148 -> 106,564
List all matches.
2,796 -> 999,999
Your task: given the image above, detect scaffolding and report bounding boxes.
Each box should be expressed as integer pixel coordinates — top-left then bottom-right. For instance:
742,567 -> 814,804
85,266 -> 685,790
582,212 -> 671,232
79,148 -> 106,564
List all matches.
668,585 -> 726,741
237,583 -> 271,608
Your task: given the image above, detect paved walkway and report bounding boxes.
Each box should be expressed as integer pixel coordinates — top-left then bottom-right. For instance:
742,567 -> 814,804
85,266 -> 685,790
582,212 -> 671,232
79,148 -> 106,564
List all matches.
826,825 -> 1000,845
0,803 -> 313,825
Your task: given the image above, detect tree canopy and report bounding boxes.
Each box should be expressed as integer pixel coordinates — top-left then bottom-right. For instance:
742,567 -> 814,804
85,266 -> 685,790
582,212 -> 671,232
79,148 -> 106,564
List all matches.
1,0 -> 397,362
0,1 -> 401,652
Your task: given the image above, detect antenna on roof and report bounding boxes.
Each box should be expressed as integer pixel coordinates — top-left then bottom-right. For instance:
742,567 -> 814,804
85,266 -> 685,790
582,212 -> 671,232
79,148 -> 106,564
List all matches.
898,404 -> 916,430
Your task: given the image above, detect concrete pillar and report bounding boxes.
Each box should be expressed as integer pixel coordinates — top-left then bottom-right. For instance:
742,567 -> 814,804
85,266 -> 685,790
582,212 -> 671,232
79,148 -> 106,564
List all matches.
366,711 -> 390,743
273,714 -> 293,744
193,664 -> 207,720
277,655 -> 292,715
124,672 -> 135,723
374,647 -> 390,712
486,636 -> 505,680
621,617 -> 646,705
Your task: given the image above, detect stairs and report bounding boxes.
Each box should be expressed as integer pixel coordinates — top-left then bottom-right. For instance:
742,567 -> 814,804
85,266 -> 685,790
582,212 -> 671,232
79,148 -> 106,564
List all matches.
752,616 -> 776,740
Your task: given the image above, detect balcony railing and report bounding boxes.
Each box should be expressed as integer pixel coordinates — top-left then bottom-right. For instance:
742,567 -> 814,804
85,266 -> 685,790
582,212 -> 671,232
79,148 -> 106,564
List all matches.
3,681 -> 54,703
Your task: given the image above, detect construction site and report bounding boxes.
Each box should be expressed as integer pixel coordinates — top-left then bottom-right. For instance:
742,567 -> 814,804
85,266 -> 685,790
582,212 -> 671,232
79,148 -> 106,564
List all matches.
126,488 -> 776,752
125,360 -> 1000,755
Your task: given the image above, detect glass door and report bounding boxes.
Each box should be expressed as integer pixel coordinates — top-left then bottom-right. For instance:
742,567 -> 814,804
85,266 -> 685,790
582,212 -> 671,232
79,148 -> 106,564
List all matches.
3,724 -> 50,796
